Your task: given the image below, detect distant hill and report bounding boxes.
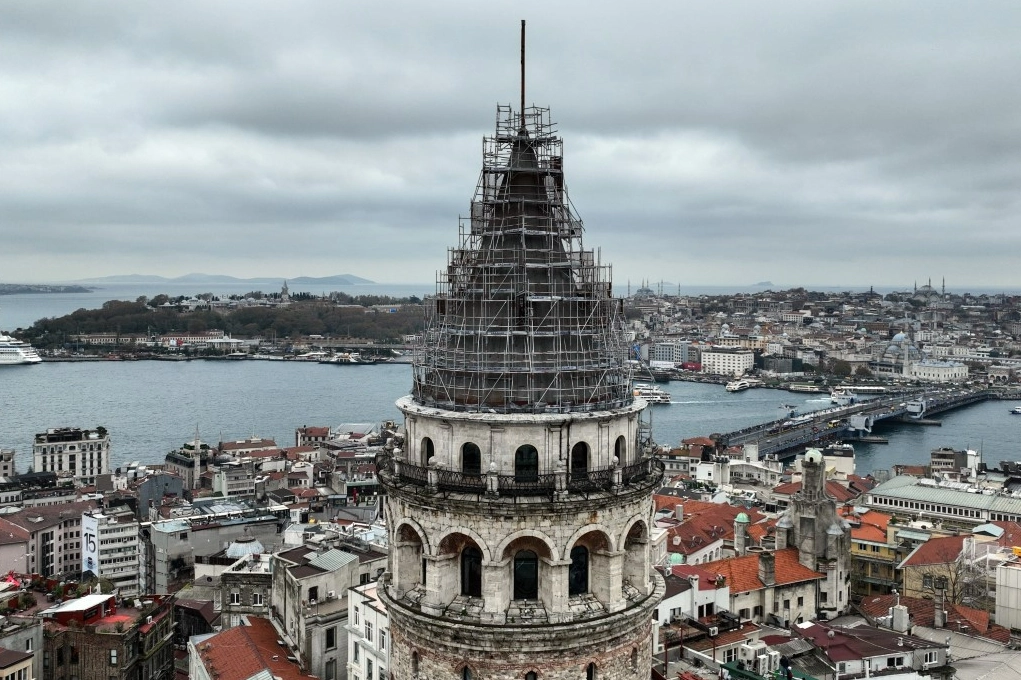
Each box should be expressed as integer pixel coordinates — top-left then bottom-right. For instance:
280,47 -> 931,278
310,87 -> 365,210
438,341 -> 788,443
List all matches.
73,273 -> 374,285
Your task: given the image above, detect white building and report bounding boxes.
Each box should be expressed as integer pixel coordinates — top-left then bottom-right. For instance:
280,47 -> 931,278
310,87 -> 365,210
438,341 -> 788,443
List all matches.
83,508 -> 140,596
701,346 -> 754,377
911,359 -> 969,383
347,581 -> 389,680
32,427 -> 110,486
212,463 -> 256,499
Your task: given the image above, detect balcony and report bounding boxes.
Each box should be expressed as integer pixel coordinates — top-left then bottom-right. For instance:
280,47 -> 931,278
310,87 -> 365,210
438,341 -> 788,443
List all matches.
376,451 -> 664,501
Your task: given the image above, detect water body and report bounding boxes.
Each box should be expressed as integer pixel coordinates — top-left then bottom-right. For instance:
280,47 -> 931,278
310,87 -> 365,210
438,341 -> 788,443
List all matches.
1,361 -> 1017,476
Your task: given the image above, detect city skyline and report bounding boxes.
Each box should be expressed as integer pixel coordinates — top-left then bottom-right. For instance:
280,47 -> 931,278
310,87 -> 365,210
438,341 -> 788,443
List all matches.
3,2 -> 1020,287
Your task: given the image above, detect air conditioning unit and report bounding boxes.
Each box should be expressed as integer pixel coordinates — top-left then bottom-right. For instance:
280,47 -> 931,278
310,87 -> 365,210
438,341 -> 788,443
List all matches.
708,626 -> 719,637
309,599 -> 317,606
145,616 -> 152,624
327,590 -> 336,600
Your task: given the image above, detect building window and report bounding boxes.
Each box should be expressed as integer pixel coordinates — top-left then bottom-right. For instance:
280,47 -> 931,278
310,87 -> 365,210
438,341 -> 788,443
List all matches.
325,659 -> 337,680
925,651 -> 937,664
461,546 -> 483,597
366,621 -> 374,643
309,586 -> 319,603
462,442 -> 482,476
569,546 -> 589,596
353,645 -> 360,662
797,597 -> 804,607
412,652 -> 420,676
25,639 -> 31,652
252,592 -> 263,606
514,446 -> 539,483
753,605 -> 763,617
614,435 -> 627,462
110,649 -> 118,666
514,550 -> 539,599
367,658 -> 374,680
462,667 -> 472,680
230,591 -> 241,605
587,663 -> 597,680
380,629 -> 387,651
354,606 -> 360,625
326,626 -> 336,650
527,673 -> 538,680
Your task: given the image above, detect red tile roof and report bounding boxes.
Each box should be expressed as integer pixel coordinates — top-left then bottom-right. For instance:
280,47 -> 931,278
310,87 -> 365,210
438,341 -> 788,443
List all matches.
665,504 -> 765,556
196,617 -> 309,680
702,547 -> 824,593
899,535 -> 966,567
772,479 -> 861,503
858,594 -> 1010,645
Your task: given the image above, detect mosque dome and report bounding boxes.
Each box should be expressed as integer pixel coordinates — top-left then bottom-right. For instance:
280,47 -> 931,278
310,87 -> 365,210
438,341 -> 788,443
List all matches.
669,553 -> 684,565
225,536 -> 265,559
735,512 -> 749,524
804,449 -> 824,464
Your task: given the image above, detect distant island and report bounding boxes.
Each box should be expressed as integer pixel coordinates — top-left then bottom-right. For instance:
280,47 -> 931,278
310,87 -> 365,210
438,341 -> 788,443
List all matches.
0,283 -> 93,295
72,273 -> 374,286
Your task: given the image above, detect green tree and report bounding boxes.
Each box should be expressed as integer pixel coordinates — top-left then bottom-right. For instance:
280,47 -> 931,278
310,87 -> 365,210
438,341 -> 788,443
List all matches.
830,360 -> 852,377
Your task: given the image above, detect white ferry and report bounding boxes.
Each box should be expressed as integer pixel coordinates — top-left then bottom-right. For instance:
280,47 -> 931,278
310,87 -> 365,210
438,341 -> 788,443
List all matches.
633,383 -> 672,405
1011,407 -> 1021,415
726,379 -> 752,392
0,332 -> 42,366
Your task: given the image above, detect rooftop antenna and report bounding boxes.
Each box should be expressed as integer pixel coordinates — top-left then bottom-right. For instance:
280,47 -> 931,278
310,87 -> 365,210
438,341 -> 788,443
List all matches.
520,20 -> 526,127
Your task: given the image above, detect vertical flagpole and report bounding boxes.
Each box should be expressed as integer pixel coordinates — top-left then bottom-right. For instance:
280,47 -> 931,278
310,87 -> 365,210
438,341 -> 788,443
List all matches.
520,20 -> 526,127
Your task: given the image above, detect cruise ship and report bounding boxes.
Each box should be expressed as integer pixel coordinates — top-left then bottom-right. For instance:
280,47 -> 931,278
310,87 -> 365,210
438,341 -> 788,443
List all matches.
0,332 -> 42,365
633,383 -> 672,404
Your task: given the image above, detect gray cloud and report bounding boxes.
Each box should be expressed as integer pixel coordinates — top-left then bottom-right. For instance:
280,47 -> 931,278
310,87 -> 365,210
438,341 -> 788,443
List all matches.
2,1 -> 1020,288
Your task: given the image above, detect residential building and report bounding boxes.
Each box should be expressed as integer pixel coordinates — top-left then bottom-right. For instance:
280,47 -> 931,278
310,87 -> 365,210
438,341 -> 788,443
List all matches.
41,594 -> 174,680
272,546 -> 359,680
0,617 -> 42,680
32,427 -> 110,486
0,449 -> 15,478
0,648 -> 32,680
163,437 -> 212,490
0,501 -> 95,577
212,462 -> 256,499
220,551 -> 272,629
187,616 -> 304,680
83,508 -> 140,596
898,535 -> 967,602
347,582 -> 388,680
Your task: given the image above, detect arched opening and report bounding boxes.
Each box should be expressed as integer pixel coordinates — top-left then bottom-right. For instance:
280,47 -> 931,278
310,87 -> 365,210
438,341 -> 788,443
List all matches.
568,546 -> 589,596
586,663 -> 597,680
515,445 -> 539,483
461,546 -> 483,597
462,666 -> 473,680
462,442 -> 482,476
631,648 -> 639,671
570,442 -> 589,481
421,437 -> 435,465
614,435 -> 627,463
395,524 -> 425,594
623,521 -> 650,595
513,550 -> 539,599
412,652 -> 420,677
526,673 -> 538,680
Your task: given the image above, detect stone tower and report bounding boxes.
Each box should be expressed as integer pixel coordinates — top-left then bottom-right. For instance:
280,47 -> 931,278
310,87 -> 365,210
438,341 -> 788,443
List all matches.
376,93 -> 664,677
775,449 -> 851,618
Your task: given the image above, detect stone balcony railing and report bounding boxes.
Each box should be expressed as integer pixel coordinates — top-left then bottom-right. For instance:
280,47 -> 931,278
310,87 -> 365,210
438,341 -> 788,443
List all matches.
376,451 -> 664,501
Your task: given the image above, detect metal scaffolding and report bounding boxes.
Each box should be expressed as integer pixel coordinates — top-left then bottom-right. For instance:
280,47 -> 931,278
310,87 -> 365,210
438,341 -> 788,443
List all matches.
412,105 -> 633,414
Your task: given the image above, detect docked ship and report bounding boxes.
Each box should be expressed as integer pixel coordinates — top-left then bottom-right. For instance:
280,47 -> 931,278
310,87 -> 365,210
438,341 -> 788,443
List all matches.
633,383 -> 672,404
0,331 -> 42,366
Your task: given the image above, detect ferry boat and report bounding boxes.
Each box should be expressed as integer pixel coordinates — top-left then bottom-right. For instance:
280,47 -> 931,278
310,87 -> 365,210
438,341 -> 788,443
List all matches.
1011,407 -> 1021,415
726,379 -> 753,392
788,384 -> 823,393
830,388 -> 857,406
0,331 -> 42,366
633,383 -> 672,405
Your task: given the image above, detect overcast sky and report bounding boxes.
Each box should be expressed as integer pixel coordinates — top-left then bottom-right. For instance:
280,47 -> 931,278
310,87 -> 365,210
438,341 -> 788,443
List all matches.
3,1 -> 1020,289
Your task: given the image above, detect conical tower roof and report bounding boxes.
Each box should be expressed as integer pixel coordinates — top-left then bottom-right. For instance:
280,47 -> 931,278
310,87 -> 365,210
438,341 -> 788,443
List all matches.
411,106 -> 632,414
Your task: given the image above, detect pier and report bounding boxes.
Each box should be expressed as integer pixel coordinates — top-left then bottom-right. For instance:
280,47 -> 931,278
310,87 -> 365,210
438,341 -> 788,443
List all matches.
716,387 -> 1005,458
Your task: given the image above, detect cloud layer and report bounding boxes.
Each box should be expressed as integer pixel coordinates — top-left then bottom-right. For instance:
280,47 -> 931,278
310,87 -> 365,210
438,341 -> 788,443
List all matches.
3,1 -> 1020,288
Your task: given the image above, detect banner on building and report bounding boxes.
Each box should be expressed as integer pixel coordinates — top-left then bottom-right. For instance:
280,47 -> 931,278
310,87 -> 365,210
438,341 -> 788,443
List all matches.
82,513 -> 99,576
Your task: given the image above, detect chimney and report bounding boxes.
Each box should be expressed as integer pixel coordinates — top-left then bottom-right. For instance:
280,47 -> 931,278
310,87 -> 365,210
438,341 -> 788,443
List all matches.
674,502 -> 685,521
890,604 -> 910,633
758,551 -> 776,587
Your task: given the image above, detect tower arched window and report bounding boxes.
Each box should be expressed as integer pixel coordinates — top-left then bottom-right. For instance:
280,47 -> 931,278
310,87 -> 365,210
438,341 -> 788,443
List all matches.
570,442 -> 588,481
412,651 -> 420,677
614,435 -> 627,463
462,442 -> 482,476
515,445 -> 539,483
568,546 -> 589,596
461,546 -> 483,597
586,663 -> 597,680
526,673 -> 538,680
421,437 -> 435,466
462,666 -> 473,680
513,550 -> 539,600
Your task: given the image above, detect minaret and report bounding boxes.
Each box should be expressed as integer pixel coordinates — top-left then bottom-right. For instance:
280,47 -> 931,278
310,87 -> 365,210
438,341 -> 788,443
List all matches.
378,24 -> 663,680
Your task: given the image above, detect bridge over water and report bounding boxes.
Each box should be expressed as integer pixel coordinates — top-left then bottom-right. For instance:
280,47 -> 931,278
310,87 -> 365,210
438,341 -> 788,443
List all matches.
716,387 -> 1000,458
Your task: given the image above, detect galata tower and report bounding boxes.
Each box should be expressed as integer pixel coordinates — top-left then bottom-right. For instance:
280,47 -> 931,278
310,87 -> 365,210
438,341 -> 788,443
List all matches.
377,29 -> 665,680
